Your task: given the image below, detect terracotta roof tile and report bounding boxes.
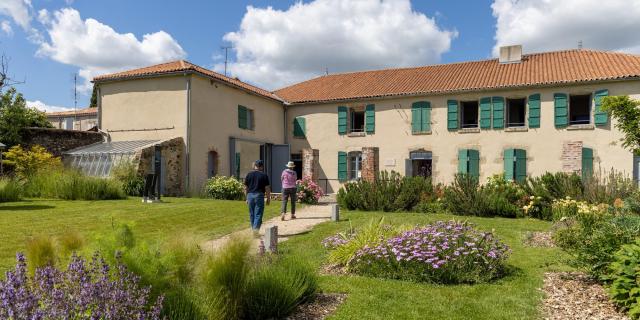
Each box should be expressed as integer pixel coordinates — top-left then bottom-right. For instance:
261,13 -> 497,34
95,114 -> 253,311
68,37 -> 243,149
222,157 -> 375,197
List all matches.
46,107 -> 97,117
275,49 -> 640,104
93,60 -> 282,102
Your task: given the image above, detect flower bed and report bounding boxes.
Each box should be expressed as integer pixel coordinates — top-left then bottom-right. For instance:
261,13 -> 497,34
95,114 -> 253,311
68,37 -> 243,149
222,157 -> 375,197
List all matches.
324,221 -> 510,284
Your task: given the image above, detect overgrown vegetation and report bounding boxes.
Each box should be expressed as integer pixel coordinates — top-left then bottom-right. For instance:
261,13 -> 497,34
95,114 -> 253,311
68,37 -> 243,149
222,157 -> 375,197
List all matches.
606,239 -> 640,319
111,160 -> 145,196
204,176 -> 245,200
2,144 -> 62,180
0,178 -> 21,202
23,169 -> 126,200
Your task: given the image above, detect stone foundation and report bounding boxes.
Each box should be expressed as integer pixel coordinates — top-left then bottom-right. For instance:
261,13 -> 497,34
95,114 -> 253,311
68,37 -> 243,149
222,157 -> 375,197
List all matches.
361,147 -> 379,182
562,141 -> 583,174
302,148 -> 319,182
135,137 -> 185,196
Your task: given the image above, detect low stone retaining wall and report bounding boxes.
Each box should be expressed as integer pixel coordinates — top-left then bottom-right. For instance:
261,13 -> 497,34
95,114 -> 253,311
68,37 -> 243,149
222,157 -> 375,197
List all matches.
20,127 -> 103,156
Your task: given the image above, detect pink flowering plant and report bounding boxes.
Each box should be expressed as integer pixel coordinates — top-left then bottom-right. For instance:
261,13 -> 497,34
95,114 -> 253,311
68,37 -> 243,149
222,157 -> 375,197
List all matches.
0,252 -> 163,319
326,220 -> 511,284
296,176 -> 324,204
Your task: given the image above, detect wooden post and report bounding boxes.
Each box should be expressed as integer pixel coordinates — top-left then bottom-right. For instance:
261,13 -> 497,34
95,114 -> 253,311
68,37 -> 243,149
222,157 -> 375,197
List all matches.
331,204 -> 340,222
265,225 -> 278,253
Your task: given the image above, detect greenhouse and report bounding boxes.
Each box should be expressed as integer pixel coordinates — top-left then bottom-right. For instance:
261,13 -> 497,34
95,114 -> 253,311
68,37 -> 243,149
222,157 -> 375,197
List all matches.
64,140 -> 159,177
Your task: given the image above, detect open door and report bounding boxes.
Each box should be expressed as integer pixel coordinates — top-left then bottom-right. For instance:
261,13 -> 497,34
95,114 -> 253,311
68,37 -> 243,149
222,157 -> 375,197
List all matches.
268,144 -> 290,193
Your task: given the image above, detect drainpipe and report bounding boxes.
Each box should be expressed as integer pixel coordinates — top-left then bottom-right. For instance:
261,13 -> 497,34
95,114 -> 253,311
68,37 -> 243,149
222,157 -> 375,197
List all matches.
283,104 -> 288,144
185,75 -> 192,193
96,85 -> 102,129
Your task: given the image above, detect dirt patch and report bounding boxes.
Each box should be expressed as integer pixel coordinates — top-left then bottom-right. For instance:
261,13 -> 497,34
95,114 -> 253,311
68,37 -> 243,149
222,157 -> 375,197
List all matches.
287,293 -> 347,320
541,272 -> 628,320
319,263 -> 348,276
523,231 -> 555,248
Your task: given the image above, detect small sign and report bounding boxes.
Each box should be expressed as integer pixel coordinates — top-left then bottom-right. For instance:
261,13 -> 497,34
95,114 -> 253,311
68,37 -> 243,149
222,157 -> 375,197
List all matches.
384,159 -> 396,167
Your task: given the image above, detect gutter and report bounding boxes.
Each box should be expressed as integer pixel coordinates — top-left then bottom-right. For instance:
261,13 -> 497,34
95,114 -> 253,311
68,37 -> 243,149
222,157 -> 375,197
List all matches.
185,75 -> 192,193
283,104 -> 288,144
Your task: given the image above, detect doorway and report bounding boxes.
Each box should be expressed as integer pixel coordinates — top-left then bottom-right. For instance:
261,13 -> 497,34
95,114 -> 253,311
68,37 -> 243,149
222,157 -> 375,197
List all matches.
208,150 -> 218,178
291,153 -> 303,179
410,150 -> 432,178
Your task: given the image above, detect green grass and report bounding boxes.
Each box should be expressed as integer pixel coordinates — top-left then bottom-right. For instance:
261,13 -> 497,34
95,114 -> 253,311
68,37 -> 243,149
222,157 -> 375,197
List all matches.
0,197 -> 279,272
279,211 -> 572,320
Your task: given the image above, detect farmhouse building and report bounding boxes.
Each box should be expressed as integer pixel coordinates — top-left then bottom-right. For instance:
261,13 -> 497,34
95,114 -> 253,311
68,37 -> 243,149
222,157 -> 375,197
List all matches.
79,47 -> 640,195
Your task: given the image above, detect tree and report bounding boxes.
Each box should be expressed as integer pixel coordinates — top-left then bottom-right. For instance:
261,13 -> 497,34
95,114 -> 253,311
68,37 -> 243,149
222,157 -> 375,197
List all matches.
2,145 -> 61,179
601,95 -> 640,154
0,87 -> 52,147
0,54 -> 23,91
89,84 -> 97,108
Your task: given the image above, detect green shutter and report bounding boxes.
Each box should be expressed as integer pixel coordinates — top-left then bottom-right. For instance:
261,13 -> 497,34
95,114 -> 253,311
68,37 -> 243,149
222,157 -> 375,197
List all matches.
504,149 -> 515,181
411,101 -> 431,133
468,149 -> 480,180
365,104 -> 375,133
528,94 -> 541,128
594,89 -> 609,126
338,151 -> 347,181
514,149 -> 527,183
447,100 -> 458,130
422,101 -> 431,132
480,97 -> 492,129
554,93 -> 568,127
458,149 -> 468,174
293,117 -> 306,137
338,106 -> 347,135
238,105 -> 247,129
582,147 -> 594,180
492,97 -> 504,129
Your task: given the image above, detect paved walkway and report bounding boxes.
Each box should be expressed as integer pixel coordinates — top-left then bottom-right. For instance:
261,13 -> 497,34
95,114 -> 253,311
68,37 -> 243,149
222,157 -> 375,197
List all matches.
203,203 -> 332,252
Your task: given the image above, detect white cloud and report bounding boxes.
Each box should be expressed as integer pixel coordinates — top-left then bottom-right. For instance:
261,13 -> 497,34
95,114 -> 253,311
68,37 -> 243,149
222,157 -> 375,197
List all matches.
0,20 -> 12,36
27,100 -> 73,113
37,8 -> 186,92
492,0 -> 640,56
0,0 -> 31,30
218,0 -> 456,90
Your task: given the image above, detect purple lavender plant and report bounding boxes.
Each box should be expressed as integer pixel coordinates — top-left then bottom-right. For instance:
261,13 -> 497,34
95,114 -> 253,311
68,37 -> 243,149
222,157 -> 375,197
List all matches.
0,252 -> 163,319
349,221 -> 511,284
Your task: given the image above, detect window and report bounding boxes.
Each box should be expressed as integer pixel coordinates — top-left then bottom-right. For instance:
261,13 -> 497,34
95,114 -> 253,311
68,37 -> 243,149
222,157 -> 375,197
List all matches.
293,117 -> 306,137
409,150 -> 432,178
65,118 -> 74,130
458,149 -> 480,180
411,101 -> 431,133
238,105 -> 254,130
504,149 -> 526,183
569,94 -> 591,125
350,109 -> 365,133
506,98 -> 526,127
460,101 -> 479,128
348,151 -> 362,180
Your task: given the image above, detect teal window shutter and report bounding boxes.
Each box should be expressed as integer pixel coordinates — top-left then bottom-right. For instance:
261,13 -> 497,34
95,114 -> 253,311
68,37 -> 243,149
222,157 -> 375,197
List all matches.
338,152 -> 347,181
480,97 -> 491,129
492,97 -> 504,129
554,93 -> 568,127
528,94 -> 541,128
293,117 -> 306,137
338,106 -> 347,135
594,89 -> 609,126
238,105 -> 247,129
411,101 -> 431,133
447,100 -> 458,130
514,149 -> 527,183
422,101 -> 431,132
458,149 -> 468,174
582,147 -> 594,180
468,149 -> 480,180
504,149 -> 515,181
365,104 -> 375,133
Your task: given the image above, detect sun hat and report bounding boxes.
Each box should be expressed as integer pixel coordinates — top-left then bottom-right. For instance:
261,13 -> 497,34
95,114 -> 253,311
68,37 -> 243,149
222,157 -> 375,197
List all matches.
286,161 -> 295,168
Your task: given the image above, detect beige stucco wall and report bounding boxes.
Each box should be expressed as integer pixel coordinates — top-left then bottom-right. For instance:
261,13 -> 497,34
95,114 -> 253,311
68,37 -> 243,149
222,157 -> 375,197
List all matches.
100,76 -> 188,142
287,80 -> 640,193
188,76 -> 284,192
48,115 -> 97,131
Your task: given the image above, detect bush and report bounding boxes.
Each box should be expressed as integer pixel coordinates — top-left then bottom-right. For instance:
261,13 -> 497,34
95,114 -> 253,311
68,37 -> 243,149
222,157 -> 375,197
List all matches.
442,174 -> 489,216
482,174 -> 527,218
0,177 -> 21,202
23,169 -> 126,200
2,144 -> 62,179
326,218 -> 400,266
583,168 -> 637,205
0,252 -> 163,319
204,176 -> 245,200
296,176 -> 324,204
606,239 -> 640,319
344,221 -> 511,284
111,160 -> 144,196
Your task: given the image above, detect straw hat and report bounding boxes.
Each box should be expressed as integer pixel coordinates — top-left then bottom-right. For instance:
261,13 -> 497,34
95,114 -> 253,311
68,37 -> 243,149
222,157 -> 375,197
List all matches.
286,161 -> 295,168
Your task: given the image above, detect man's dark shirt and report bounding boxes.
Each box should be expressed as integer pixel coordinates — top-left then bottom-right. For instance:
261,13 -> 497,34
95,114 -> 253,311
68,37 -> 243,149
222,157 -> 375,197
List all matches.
244,170 -> 270,193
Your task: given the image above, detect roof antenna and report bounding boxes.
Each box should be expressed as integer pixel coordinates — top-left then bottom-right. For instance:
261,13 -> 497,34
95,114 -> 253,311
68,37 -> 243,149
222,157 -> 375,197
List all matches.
325,67 -> 329,76
578,40 -> 583,50
221,46 -> 233,76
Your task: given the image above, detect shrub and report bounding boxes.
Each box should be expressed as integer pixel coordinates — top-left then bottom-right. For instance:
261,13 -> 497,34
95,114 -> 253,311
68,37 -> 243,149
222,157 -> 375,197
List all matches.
111,160 -> 144,196
0,252 -> 163,319
326,218 -> 400,266
550,197 -> 610,222
348,221 -> 511,284
296,176 -> 324,204
414,200 -> 444,214
0,177 -> 21,202
606,239 -> 640,319
2,144 -> 62,179
25,236 -> 56,275
23,169 -> 126,200
442,174 -> 489,216
583,168 -> 637,205
204,176 -> 245,200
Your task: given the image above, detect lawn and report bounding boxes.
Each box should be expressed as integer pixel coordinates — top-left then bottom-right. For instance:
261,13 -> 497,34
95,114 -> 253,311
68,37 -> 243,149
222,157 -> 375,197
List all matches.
0,197 -> 279,272
279,211 -> 572,320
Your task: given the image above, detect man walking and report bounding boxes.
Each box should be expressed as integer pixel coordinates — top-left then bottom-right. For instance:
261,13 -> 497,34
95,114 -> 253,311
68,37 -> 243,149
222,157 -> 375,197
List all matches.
280,161 -> 298,221
244,160 -> 270,235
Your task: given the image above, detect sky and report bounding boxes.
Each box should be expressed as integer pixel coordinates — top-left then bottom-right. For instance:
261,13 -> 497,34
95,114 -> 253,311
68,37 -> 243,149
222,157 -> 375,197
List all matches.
1,0 -> 639,112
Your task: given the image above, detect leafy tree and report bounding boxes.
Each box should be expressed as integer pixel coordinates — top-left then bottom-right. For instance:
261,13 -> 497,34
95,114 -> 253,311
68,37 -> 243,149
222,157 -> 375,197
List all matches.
602,96 -> 640,155
0,87 -> 52,147
2,145 -> 62,179
89,84 -> 97,108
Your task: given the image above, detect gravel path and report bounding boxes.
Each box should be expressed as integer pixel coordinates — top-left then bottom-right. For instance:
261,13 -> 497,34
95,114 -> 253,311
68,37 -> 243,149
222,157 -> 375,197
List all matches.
203,203 -> 332,251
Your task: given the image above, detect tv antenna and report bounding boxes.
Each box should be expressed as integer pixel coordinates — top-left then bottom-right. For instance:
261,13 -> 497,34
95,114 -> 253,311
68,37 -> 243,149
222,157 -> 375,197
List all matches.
221,46 -> 233,76
578,40 -> 583,50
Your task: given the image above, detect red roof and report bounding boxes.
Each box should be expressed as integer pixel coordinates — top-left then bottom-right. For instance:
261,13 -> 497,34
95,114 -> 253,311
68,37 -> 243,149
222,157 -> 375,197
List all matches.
46,107 -> 97,117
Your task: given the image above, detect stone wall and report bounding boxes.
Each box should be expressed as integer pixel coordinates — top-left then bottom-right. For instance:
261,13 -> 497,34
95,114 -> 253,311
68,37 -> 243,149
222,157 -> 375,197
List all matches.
361,147 -> 379,182
302,148 -> 319,182
20,127 -> 103,156
135,137 -> 185,196
562,141 -> 583,174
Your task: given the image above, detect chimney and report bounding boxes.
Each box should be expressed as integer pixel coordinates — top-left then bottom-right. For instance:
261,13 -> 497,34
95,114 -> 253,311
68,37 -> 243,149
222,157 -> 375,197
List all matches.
499,45 -> 523,64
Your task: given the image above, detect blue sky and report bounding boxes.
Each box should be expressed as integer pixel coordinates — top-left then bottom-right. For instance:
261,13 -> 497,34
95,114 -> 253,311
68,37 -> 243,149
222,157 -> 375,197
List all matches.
1,0 -> 638,111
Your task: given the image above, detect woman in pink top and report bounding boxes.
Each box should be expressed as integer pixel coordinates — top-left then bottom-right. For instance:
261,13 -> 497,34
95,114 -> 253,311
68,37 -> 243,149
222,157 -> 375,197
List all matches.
280,161 -> 298,220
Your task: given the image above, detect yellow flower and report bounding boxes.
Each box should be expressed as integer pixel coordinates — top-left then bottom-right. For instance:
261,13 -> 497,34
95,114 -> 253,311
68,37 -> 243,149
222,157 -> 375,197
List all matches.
613,198 -> 624,209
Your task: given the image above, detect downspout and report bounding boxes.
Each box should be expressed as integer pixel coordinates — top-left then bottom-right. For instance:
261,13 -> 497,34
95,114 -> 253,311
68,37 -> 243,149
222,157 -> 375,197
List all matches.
185,75 -> 192,194
283,104 -> 288,144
